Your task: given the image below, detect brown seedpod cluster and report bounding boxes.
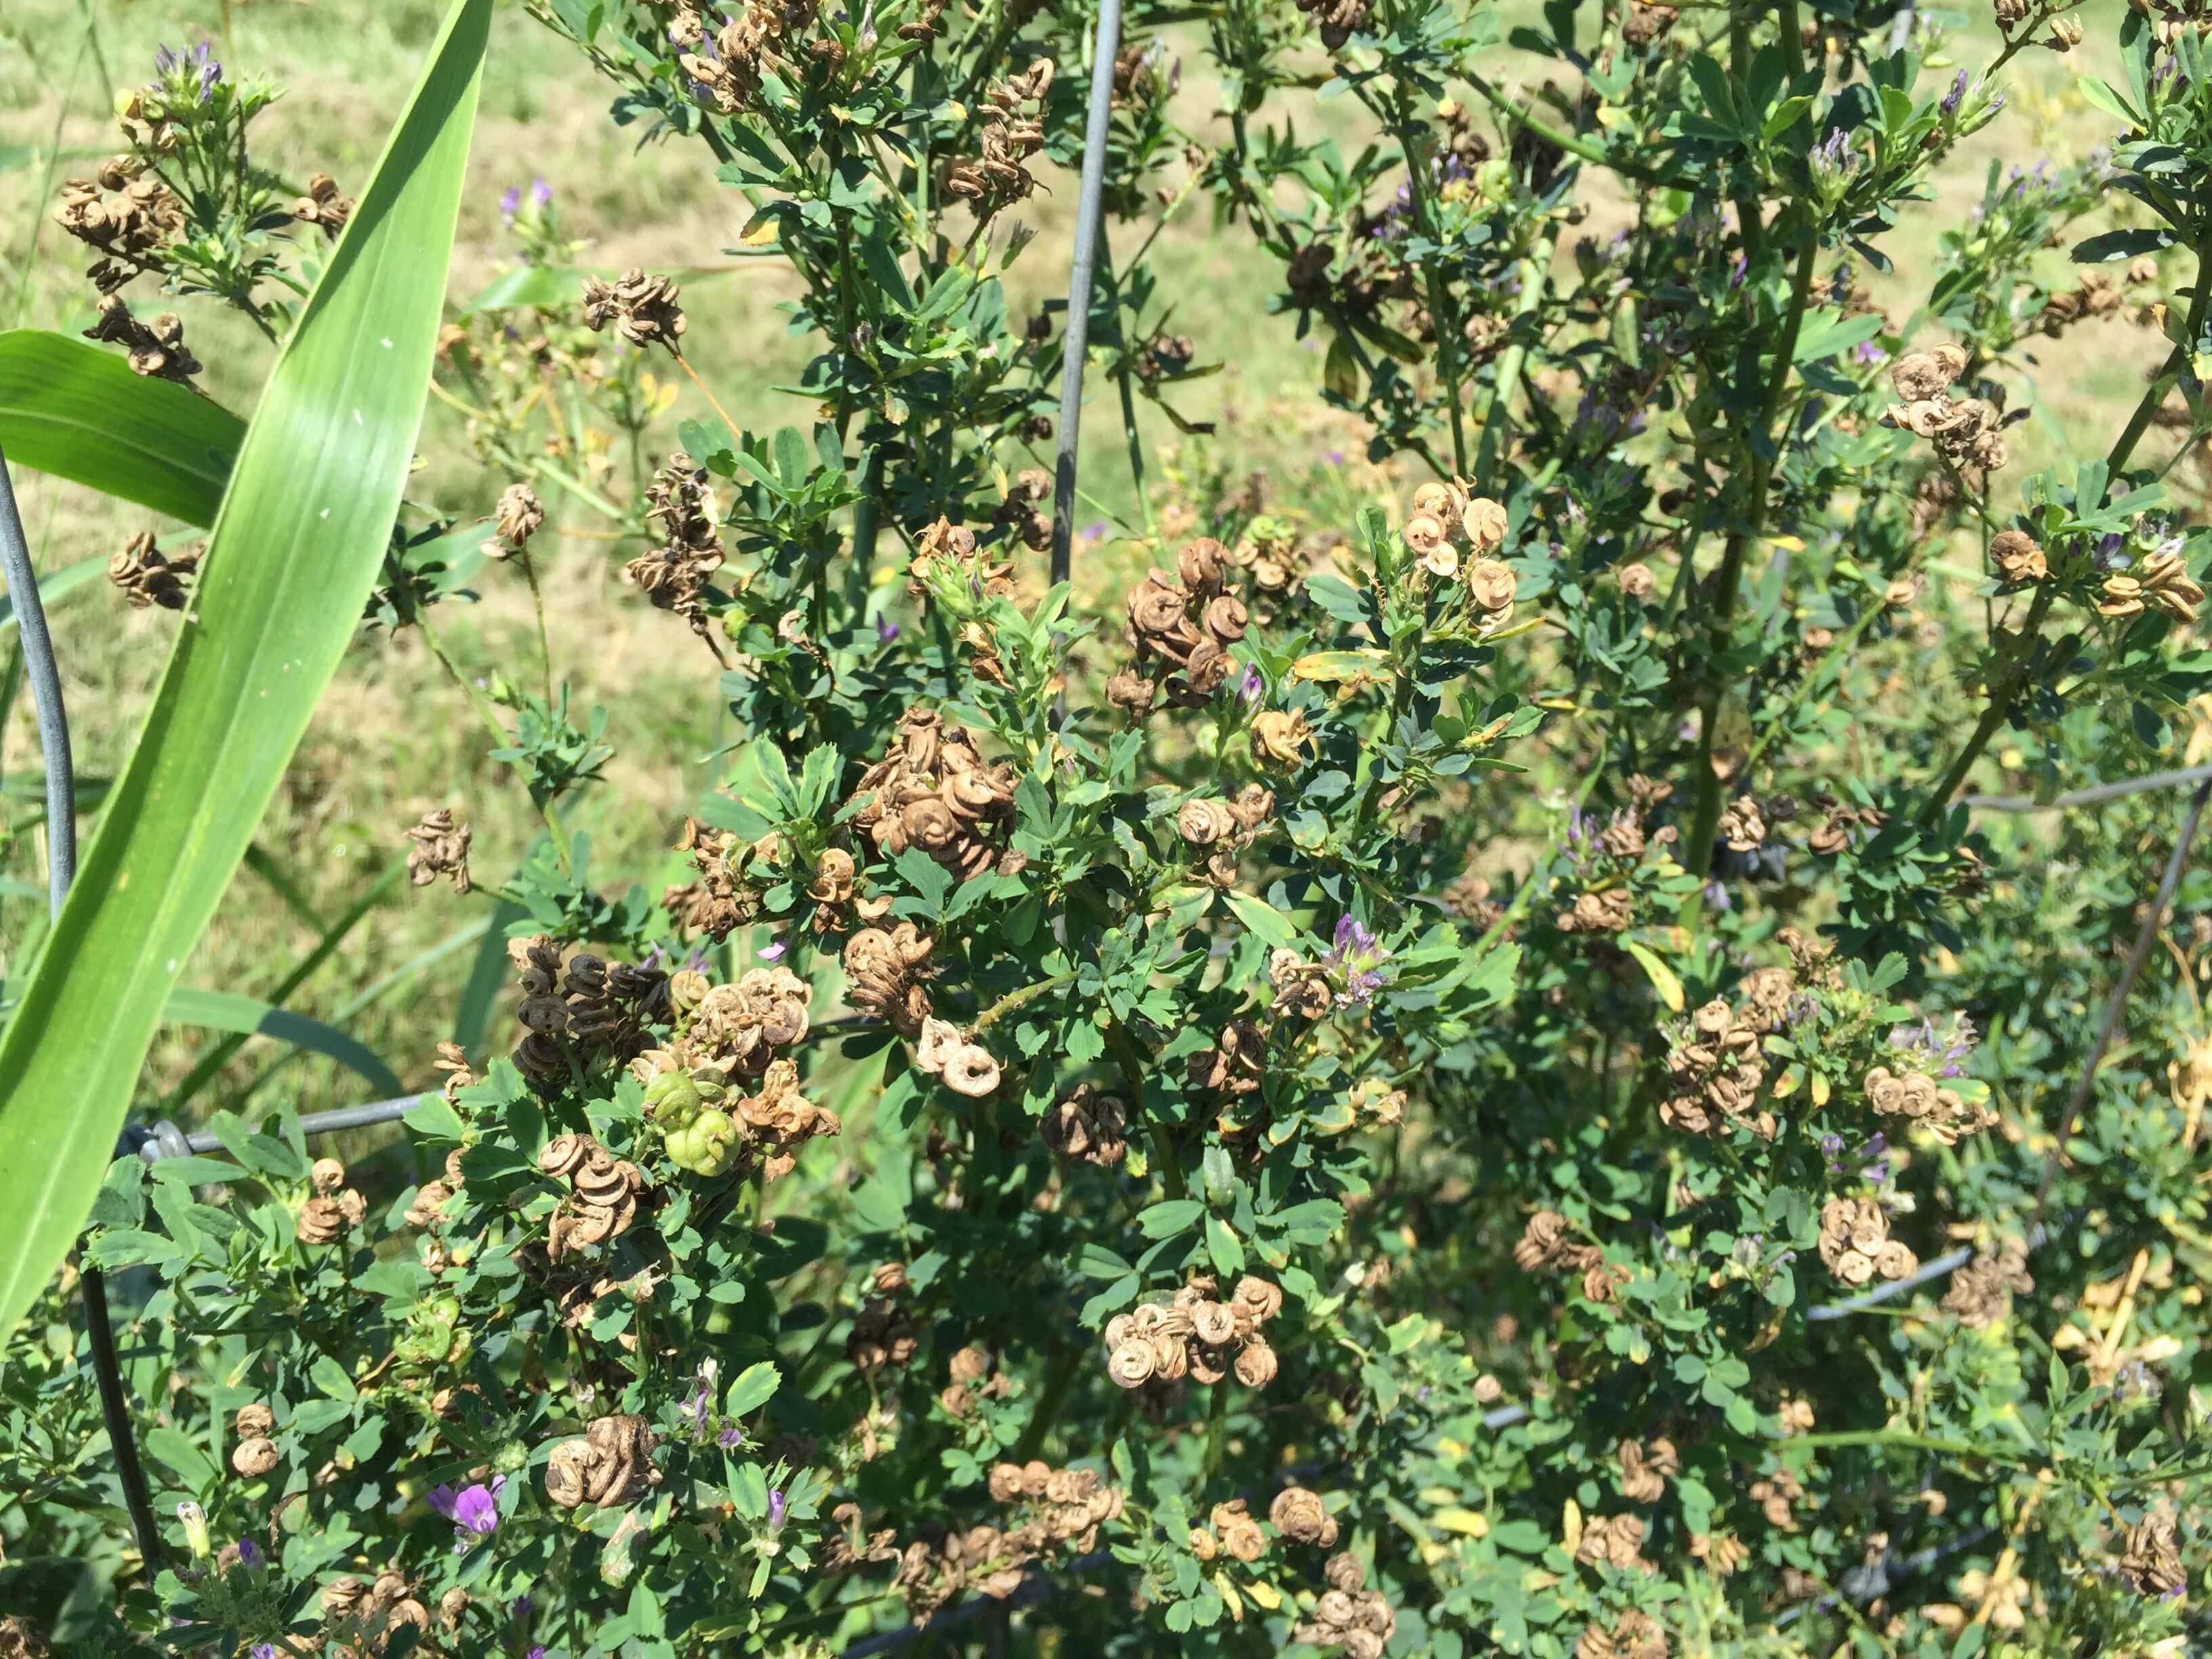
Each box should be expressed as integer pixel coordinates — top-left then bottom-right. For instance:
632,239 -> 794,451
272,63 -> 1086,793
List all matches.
846,709 -> 1017,882
491,481 -> 545,555
538,1134 -> 651,1263
1555,886 -> 1633,935
1176,784 -> 1275,887
1658,998 -> 1774,1139
941,59 -> 1054,217
914,1016 -> 1003,1098
991,468 -> 1054,555
54,157 -> 182,281
2118,1513 -> 2185,1598
403,807 -> 472,895
230,1401 -> 280,1477
888,1460 -> 1123,1617
1748,1465 -> 1803,1529
908,515 -> 1017,600
937,1345 -> 1012,1417
624,451 -> 729,664
1293,1551 -> 1399,1658
1715,794 -> 1767,855
297,1157 -> 367,1246
1187,1017 -> 1266,1097
319,1570 -> 432,1655
581,267 -> 687,351
1512,1210 -> 1624,1303
1942,1244 -> 2033,1327
663,819 -> 778,939
1815,1196 -> 1919,1288
83,293 -> 199,382
687,967 -> 813,1076
1879,343 -> 2011,483
1103,1273 -> 1284,1390
1616,1436 -> 1679,1503
108,529 -> 200,610
1040,1081 -> 1129,1166
1574,1512 -> 1655,1574
2099,546 -> 2205,624
1402,480 -> 1515,626
1803,794 -> 1887,855
1296,0 -> 1372,50
290,171 -> 354,237
1268,1485 -> 1340,1547
508,935 -> 672,1084
1576,1609 -> 1669,1659
846,1296 -> 919,1374
842,922 -> 939,1036
542,1414 -> 659,1510
1862,1063 -> 1997,1145
1111,537 -> 1250,714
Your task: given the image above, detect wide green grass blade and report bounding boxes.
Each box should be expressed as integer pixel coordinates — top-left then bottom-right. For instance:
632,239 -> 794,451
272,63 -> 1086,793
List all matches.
0,0 -> 492,1349
0,331 -> 245,527
163,989 -> 405,1098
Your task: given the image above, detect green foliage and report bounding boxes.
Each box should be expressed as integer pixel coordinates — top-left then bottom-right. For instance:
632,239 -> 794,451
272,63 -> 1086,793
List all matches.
5,1 -> 2212,1657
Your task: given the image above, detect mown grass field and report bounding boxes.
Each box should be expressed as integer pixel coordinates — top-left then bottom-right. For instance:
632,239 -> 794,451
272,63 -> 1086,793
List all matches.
0,0 -> 2173,1136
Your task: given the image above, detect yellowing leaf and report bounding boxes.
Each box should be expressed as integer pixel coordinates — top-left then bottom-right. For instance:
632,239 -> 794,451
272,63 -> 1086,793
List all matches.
1291,648 -> 1389,684
1624,941 -> 1685,1012
1214,1570 -> 1244,1622
1244,1579 -> 1282,1611
1561,1498 -> 1584,1555
1811,1071 -> 1832,1108
1432,1507 -> 1490,1537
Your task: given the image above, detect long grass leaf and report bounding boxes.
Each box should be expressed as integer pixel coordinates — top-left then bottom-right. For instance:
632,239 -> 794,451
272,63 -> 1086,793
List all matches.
0,0 -> 491,1348
0,331 -> 245,526
163,988 -> 404,1098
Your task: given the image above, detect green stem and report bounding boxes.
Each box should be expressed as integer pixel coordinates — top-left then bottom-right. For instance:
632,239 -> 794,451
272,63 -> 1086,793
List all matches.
528,457 -> 629,524
971,970 -> 1077,1033
1780,1430 -> 2029,1463
1201,1375 -> 1231,1479
1012,1346 -> 1083,1461
1393,105 -> 1470,477
1683,231 -> 1820,878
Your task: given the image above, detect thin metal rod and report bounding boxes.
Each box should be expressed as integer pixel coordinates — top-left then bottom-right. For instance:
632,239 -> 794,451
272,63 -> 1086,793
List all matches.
0,441 -> 75,912
2032,777 -> 2212,1225
1966,761 -> 2212,813
0,438 -> 163,1569
1047,0 -> 1123,588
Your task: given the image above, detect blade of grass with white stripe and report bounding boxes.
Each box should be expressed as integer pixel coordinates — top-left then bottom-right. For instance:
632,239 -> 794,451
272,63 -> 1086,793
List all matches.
0,0 -> 492,1349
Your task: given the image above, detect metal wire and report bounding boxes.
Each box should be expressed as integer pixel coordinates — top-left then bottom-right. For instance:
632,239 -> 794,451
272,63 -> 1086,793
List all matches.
0,437 -> 163,1568
1965,761 -> 2212,813
1047,0 -> 1124,588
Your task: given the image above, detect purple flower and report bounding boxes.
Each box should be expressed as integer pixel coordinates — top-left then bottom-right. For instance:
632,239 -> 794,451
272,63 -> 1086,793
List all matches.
154,43 -> 180,75
251,1646 -> 279,1659
429,1475 -> 506,1549
1853,341 -> 1886,365
1237,663 -> 1263,705
500,185 -> 522,219
1080,520 -> 1107,542
1324,448 -> 1345,465
766,1488 -> 788,1531
1940,70 -> 1969,117
1323,915 -> 1391,1007
194,43 -> 222,102
512,1595 -> 535,1622
1702,880 -> 1732,912
757,939 -> 787,962
719,1423 -> 746,1450
875,612 -> 900,643
1729,253 -> 1748,289
532,176 -> 553,208
529,1648 -> 548,1659
236,1538 -> 263,1569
